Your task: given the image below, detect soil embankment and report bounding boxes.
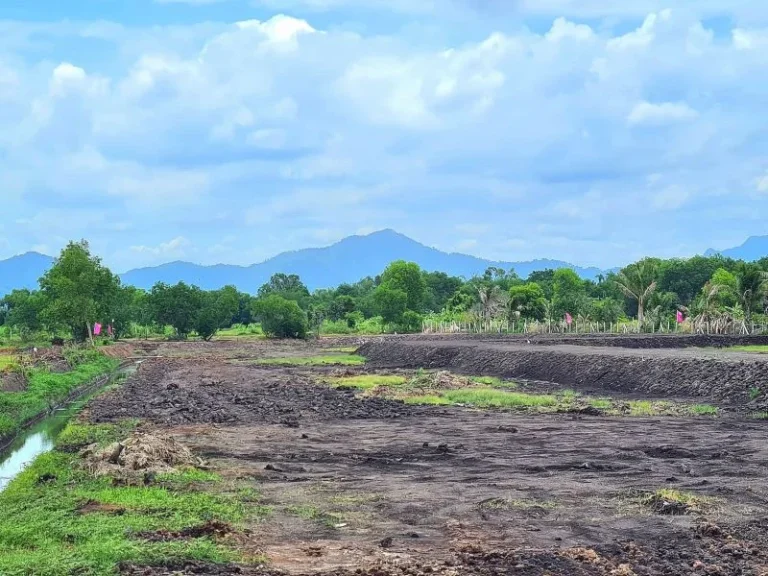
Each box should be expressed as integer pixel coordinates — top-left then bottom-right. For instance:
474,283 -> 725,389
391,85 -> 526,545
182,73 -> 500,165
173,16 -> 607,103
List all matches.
358,339 -> 768,403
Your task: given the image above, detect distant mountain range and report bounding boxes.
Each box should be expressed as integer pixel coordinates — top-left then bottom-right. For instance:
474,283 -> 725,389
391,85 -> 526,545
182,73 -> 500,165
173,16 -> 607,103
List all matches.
705,235 -> 768,261
0,230 -> 604,295
2,230 -> 767,296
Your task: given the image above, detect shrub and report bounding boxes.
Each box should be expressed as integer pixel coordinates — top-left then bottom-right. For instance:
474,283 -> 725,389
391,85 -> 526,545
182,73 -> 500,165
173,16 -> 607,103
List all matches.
254,295 -> 308,339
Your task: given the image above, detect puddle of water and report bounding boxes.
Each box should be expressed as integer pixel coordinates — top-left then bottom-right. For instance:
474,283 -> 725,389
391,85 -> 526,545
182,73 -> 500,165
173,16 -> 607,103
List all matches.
0,362 -> 140,492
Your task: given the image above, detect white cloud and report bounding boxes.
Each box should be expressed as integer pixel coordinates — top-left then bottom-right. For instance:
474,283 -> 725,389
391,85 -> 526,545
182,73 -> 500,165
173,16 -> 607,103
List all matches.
627,101 -> 699,126
545,18 -> 594,43
1,7 -> 768,269
130,237 -> 191,256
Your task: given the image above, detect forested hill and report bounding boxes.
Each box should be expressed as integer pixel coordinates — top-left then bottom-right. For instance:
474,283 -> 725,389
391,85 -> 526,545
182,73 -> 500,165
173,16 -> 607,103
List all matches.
4,230 -> 768,296
119,230 -> 605,291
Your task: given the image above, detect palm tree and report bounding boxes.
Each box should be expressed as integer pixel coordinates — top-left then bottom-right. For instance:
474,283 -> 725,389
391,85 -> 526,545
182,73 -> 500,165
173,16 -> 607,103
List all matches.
613,259 -> 659,326
732,263 -> 768,329
476,285 -> 508,321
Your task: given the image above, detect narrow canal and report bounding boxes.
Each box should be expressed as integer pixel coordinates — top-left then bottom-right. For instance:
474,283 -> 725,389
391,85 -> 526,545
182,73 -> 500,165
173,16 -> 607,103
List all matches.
0,361 -> 140,492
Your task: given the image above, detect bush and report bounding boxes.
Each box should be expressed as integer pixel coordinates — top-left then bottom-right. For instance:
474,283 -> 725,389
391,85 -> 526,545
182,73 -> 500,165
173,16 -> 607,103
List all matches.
399,310 -> 423,333
254,295 -> 308,339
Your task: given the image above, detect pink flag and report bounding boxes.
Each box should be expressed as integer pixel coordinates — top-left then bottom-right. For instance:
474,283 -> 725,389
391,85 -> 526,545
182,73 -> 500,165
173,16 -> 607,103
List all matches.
565,313 -> 573,325
93,323 -> 102,336
676,311 -> 684,324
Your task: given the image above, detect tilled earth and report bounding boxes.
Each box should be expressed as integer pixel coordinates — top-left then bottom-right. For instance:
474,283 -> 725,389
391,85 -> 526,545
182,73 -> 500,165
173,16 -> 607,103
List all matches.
84,340 -> 768,576
358,339 -> 768,406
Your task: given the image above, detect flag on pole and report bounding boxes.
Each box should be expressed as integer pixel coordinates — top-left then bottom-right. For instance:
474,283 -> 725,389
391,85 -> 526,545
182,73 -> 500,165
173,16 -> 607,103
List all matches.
565,313 -> 573,325
93,323 -> 102,336
676,311 -> 684,324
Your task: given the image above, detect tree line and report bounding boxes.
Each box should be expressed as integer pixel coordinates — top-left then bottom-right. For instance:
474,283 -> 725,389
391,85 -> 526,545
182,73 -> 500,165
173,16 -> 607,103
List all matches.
1,241 -> 768,342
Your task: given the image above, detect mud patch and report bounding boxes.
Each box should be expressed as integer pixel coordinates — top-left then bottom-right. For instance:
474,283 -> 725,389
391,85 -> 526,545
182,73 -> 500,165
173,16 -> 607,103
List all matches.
136,520 -> 234,542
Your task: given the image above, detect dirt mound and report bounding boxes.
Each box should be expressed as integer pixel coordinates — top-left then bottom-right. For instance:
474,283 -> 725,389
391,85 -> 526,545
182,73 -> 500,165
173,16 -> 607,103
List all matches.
82,432 -> 203,476
359,340 -> 768,402
408,370 -> 477,391
102,343 -> 138,359
89,360 -> 436,427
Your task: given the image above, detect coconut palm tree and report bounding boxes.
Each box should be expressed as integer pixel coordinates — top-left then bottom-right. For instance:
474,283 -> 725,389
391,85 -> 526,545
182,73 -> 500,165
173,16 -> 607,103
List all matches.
613,259 -> 659,326
476,285 -> 509,321
731,263 -> 768,329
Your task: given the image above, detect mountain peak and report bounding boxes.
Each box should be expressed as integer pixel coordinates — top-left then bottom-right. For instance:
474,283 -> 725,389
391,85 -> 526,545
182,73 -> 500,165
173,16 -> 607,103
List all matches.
705,235 -> 768,261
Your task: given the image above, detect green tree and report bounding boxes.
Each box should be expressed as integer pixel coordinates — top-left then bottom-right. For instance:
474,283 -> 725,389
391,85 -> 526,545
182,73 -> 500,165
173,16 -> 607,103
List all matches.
613,259 -> 659,325
257,274 -> 310,307
39,241 -> 120,344
508,283 -> 547,321
552,268 -> 586,319
380,261 -> 426,312
658,256 -> 733,306
423,271 -> 463,312
148,282 -> 204,338
3,289 -> 45,338
328,295 -> 356,321
373,285 -> 408,327
254,295 -> 308,339
527,269 -> 556,300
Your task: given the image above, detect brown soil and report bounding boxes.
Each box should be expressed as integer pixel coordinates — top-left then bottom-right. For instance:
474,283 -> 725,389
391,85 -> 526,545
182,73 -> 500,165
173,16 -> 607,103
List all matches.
358,339 -> 768,405
0,370 -> 27,392
395,333 -> 768,349
136,520 -> 235,543
77,339 -> 768,576
89,359 -> 440,427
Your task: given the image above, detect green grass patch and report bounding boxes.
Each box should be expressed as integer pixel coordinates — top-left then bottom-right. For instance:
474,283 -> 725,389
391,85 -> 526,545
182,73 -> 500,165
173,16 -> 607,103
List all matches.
0,448 -> 267,576
749,412 -> 768,420
689,404 -> 718,416
405,388 -> 558,409
57,419 -> 140,452
730,345 -> 768,353
324,346 -> 359,354
0,355 -> 20,371
328,374 -> 406,390
628,400 -> 656,416
0,352 -> 118,439
256,354 -> 365,366
403,394 -> 451,406
589,398 -> 613,410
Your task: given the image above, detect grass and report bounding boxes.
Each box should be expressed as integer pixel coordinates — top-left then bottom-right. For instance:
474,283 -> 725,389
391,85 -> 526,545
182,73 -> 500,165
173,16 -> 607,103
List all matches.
749,412 -> 768,420
689,404 -> 718,416
286,505 -> 344,528
0,352 -> 118,438
0,421 -> 269,575
589,398 -> 613,410
639,488 -> 713,514
469,376 -> 517,388
730,345 -> 768,353
628,400 -> 656,416
57,419 -> 140,452
0,354 -> 20,371
403,394 -> 451,405
406,388 -> 558,409
328,374 -> 406,390
478,498 -> 558,511
255,354 -> 365,366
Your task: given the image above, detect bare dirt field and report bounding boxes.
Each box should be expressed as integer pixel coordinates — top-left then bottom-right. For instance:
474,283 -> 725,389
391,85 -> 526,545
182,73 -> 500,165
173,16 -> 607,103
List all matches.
86,338 -> 768,576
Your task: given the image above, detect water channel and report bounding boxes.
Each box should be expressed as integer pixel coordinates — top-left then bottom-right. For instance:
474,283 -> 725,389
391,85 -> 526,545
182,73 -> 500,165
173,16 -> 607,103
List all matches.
0,361 -> 140,492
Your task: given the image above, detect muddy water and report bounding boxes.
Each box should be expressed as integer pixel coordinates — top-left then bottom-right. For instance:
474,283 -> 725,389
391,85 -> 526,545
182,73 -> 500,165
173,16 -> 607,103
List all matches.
0,361 -> 140,492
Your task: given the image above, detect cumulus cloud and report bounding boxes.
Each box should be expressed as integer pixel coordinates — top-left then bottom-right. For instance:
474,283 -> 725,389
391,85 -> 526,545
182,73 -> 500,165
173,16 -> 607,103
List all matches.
0,6 -> 767,269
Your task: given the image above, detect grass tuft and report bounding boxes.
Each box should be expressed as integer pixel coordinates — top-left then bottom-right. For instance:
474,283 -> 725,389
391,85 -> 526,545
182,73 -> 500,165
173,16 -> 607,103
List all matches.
256,354 -> 365,366
689,404 -> 718,416
328,374 -> 406,390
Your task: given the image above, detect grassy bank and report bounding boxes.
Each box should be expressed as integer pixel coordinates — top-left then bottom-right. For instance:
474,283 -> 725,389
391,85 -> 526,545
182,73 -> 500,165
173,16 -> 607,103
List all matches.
0,420 -> 265,576
0,351 -> 118,439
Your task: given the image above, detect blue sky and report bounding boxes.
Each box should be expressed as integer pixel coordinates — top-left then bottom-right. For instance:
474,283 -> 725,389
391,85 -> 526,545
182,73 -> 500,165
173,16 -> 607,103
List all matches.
1,0 -> 767,272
